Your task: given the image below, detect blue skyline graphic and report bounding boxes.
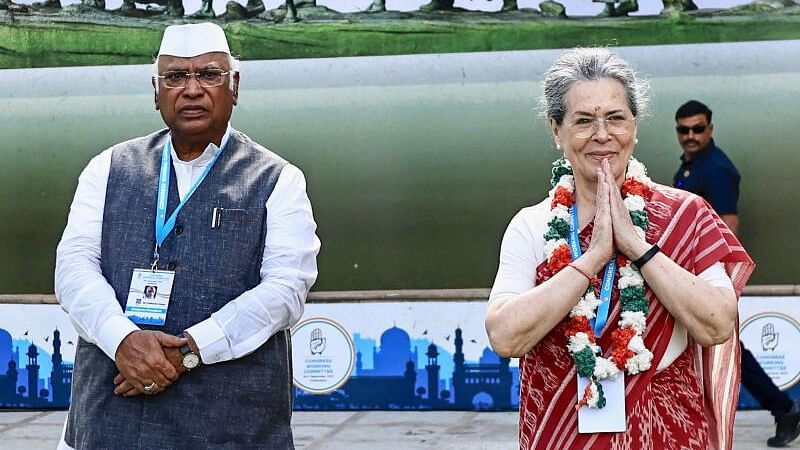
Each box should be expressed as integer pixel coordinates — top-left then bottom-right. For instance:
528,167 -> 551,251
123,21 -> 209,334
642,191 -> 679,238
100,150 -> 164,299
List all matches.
295,325 -> 519,411
1,327 -> 72,408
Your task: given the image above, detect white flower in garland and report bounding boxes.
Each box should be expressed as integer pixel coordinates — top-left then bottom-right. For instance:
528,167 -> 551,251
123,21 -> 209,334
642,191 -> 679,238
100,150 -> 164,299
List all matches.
626,351 -> 653,375
570,290 -> 602,319
567,332 -> 601,354
618,270 -> 644,290
626,158 -> 650,182
552,204 -> 571,222
553,175 -> 575,192
623,195 -> 646,212
627,335 -> 647,353
620,311 -> 647,334
594,356 -> 621,380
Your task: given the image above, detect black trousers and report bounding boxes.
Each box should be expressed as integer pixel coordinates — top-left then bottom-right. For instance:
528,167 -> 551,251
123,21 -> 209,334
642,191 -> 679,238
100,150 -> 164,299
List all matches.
741,341 -> 793,417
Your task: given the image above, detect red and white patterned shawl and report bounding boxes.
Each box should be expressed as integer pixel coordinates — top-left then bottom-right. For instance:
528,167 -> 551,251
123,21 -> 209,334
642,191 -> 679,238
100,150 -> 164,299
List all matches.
518,184 -> 755,450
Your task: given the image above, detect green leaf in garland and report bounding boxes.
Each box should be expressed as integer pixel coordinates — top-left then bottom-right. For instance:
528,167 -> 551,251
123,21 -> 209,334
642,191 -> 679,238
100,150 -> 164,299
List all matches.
620,286 -> 649,314
551,161 -> 572,187
594,381 -> 607,409
573,346 -> 596,378
544,228 -> 562,241
546,217 -> 569,239
552,158 -> 569,170
629,209 -> 649,230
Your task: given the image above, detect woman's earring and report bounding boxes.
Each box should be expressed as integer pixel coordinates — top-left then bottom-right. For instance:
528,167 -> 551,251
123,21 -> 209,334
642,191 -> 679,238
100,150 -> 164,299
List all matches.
635,138 -> 639,144
556,142 -> 561,150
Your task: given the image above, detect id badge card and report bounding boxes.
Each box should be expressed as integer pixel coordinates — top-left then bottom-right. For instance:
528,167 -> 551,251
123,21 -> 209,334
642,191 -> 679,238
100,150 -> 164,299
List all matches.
577,374 -> 627,433
124,269 -> 175,326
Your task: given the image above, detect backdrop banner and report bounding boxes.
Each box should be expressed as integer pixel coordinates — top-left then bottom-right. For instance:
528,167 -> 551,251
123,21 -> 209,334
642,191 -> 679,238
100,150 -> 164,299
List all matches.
2,298 -> 797,410
738,297 -> 800,408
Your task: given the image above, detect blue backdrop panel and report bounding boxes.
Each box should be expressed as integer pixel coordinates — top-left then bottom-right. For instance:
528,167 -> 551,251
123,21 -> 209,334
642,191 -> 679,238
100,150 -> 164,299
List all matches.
1,301 -> 799,411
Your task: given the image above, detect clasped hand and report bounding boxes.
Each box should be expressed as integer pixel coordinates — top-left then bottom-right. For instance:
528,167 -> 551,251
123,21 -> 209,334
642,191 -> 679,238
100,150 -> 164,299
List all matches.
113,330 -> 187,397
585,159 -> 649,267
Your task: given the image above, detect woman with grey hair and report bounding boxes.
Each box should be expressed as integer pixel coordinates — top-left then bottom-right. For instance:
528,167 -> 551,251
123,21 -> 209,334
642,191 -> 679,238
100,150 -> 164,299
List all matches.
485,47 -> 754,449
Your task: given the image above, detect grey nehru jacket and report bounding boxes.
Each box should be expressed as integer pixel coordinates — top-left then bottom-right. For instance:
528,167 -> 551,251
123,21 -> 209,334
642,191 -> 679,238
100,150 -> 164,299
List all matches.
65,129 -> 295,449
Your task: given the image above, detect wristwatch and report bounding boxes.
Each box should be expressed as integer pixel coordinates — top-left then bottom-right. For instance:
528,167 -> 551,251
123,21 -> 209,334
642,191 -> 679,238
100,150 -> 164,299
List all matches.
180,344 -> 200,371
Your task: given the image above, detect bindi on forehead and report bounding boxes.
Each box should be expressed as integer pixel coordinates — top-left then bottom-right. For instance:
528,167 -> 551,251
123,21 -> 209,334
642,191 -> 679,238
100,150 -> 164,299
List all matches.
565,79 -> 629,115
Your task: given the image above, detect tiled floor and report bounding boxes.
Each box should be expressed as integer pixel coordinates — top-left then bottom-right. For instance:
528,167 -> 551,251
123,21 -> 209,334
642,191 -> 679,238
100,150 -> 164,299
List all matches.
0,409 -> 789,449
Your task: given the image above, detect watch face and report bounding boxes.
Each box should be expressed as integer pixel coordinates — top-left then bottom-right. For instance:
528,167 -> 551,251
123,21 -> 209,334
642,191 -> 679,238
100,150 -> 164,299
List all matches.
182,353 -> 200,370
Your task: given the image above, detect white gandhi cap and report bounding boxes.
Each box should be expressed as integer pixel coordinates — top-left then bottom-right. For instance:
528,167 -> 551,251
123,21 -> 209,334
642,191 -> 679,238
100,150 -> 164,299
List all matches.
158,22 -> 231,58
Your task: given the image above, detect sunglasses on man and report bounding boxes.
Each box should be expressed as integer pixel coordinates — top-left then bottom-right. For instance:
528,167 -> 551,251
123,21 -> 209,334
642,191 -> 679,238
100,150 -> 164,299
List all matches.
676,125 -> 708,134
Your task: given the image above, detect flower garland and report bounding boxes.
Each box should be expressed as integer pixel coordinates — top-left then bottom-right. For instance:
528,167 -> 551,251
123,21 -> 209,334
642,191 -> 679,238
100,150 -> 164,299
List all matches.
544,157 -> 654,409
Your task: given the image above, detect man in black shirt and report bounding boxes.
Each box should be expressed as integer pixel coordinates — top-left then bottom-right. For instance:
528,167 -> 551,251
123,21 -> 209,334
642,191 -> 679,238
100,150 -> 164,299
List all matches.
673,100 -> 740,235
673,100 -> 799,447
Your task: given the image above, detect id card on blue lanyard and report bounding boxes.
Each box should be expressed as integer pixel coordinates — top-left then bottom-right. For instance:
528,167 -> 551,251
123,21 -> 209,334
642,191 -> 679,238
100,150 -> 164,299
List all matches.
124,132 -> 228,326
124,269 -> 175,326
570,205 -> 626,433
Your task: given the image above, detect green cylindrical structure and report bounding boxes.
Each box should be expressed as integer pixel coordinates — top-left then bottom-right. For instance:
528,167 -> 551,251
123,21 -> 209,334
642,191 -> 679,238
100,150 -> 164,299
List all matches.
1,42 -> 798,293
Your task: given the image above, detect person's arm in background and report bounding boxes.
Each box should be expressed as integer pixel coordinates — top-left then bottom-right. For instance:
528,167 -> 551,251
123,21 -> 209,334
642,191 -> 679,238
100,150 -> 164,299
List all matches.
719,214 -> 739,237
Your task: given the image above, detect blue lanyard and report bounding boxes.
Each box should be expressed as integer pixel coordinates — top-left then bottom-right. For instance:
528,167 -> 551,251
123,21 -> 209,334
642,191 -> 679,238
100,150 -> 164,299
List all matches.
153,135 -> 228,267
569,205 -> 617,336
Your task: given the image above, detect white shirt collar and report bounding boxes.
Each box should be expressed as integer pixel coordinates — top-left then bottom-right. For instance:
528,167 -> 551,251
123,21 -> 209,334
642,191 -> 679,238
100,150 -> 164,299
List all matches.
169,124 -> 233,167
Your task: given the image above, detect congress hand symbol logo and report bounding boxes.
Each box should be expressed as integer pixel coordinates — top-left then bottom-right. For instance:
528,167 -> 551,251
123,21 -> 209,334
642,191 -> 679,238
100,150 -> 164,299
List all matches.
310,328 -> 326,355
761,323 -> 779,351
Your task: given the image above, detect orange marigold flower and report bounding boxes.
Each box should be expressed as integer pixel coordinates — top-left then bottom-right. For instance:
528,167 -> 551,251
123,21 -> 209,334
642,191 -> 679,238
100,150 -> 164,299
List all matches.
611,346 -> 635,369
610,327 -> 637,369
548,245 -> 572,274
622,178 -> 651,200
612,326 -> 636,345
551,186 -> 574,208
566,316 -> 594,341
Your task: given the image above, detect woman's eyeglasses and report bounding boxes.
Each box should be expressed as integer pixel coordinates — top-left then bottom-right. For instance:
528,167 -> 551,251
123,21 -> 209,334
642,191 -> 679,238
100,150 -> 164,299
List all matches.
676,125 -> 707,135
155,69 -> 231,89
568,115 -> 634,139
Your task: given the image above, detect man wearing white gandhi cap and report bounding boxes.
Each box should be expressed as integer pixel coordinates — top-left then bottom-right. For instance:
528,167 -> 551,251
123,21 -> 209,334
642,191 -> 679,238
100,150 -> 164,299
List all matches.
56,22 -> 320,449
